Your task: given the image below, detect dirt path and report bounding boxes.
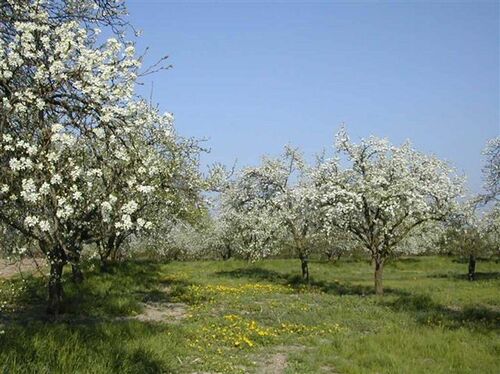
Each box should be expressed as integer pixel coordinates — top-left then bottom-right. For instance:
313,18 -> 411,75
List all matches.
0,258 -> 46,279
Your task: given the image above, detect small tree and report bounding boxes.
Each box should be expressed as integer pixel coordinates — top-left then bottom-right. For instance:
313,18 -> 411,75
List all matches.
314,128 -> 464,294
441,137 -> 500,280
221,147 -> 318,280
442,203 -> 499,280
202,213 -> 238,260
314,227 -> 358,262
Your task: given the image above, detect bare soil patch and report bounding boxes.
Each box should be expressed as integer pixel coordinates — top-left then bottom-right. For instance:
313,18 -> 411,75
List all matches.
132,301 -> 188,323
253,345 -> 306,374
0,258 -> 46,279
260,352 -> 288,374
121,284 -> 188,323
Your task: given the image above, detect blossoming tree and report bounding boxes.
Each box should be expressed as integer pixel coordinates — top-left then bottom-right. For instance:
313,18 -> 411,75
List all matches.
221,147 -> 319,279
0,1 -> 196,313
314,129 -> 464,294
481,137 -> 499,203
87,103 -> 204,269
441,202 -> 499,280
218,180 -> 285,261
441,138 -> 500,280
198,211 -> 240,260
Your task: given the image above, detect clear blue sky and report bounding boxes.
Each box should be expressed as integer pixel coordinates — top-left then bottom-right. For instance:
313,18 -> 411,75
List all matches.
127,0 -> 499,193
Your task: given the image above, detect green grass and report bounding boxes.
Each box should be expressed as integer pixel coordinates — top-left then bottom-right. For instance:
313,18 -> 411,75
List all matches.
0,256 -> 499,373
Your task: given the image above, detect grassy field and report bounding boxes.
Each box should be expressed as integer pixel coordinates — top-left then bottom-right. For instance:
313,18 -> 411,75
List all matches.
0,256 -> 499,373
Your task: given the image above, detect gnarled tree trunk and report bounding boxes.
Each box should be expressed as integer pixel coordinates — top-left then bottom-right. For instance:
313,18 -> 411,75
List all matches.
99,233 -> 126,270
99,234 -> 116,272
47,258 -> 65,315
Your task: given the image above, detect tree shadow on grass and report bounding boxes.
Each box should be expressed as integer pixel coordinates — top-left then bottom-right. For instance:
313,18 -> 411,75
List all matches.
64,260 -> 167,318
392,257 -> 423,264
0,320 -> 174,373
0,260 -> 187,372
451,256 -> 499,264
382,293 -> 500,331
215,267 -> 406,297
429,272 -> 500,281
217,267 -> 499,331
1,259 -> 174,322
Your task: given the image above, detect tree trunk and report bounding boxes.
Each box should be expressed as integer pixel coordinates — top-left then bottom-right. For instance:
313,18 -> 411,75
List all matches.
99,236 -> 115,271
325,249 -> 334,262
71,263 -> 84,284
300,255 -> 309,282
468,254 -> 476,281
100,254 -> 111,272
47,260 -> 65,315
68,251 -> 83,284
374,258 -> 384,295
223,245 -> 232,261
110,234 -> 125,262
326,248 -> 342,262
110,245 -> 120,261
